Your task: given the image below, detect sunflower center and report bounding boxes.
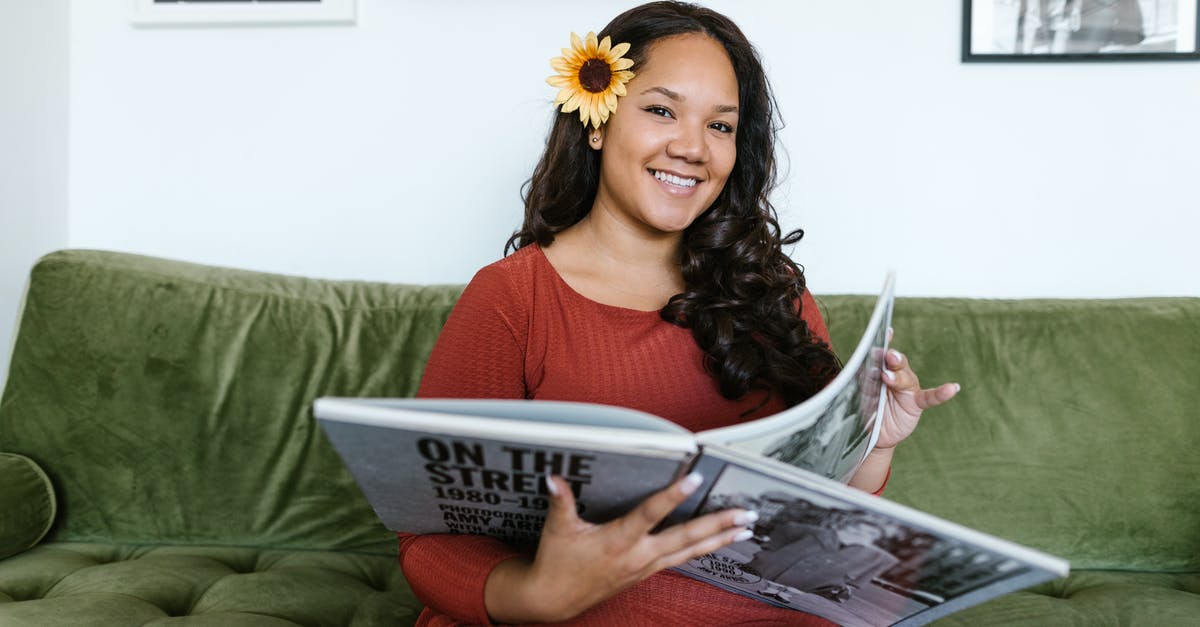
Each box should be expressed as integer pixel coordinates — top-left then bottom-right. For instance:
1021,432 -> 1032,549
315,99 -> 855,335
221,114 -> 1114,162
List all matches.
578,59 -> 613,93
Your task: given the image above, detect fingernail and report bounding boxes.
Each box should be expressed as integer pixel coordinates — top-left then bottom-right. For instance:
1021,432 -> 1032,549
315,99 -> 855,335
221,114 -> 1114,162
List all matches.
883,370 -> 896,382
954,383 -> 961,393
544,475 -> 559,497
732,529 -> 753,542
733,510 -> 759,526
680,472 -> 703,495
889,349 -> 902,362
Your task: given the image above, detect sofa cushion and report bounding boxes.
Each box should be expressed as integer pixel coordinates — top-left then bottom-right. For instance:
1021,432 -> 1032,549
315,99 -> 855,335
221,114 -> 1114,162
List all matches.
0,250 -> 463,553
931,570 -> 1200,626
0,542 -> 422,626
0,453 -> 56,560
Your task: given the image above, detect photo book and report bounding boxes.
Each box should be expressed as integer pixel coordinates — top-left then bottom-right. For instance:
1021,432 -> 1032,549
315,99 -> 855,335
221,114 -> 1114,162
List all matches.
315,273 -> 1069,626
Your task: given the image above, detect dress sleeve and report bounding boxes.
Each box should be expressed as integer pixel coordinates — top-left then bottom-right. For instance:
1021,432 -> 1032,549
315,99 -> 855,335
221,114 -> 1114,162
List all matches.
418,263 -> 528,398
798,288 -> 831,346
403,263 -> 531,624
397,533 -> 522,625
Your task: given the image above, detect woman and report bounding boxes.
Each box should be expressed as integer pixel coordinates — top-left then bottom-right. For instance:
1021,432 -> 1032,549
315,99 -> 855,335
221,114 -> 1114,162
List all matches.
407,2 -> 958,624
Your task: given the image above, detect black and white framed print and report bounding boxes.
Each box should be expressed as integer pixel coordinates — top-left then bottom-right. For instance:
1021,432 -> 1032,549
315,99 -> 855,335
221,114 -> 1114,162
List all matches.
132,0 -> 356,26
963,0 -> 1200,61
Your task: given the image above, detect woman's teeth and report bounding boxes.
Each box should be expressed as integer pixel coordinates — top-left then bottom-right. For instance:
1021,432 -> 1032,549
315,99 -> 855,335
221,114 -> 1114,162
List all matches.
653,170 -> 697,188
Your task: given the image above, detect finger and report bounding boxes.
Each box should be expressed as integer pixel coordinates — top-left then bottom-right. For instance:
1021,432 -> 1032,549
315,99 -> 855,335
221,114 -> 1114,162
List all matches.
618,472 -> 704,539
887,326 -> 894,343
541,475 -> 582,534
915,382 -> 961,410
652,507 -> 756,554
882,352 -> 920,391
652,524 -> 756,573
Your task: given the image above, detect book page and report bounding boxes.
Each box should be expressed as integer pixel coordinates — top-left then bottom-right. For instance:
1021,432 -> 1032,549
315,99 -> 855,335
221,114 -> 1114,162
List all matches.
697,273 -> 894,482
673,447 -> 1068,626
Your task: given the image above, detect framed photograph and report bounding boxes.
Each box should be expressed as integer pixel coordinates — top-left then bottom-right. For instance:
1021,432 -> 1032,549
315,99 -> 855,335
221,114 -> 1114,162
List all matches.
132,0 -> 356,27
963,0 -> 1200,61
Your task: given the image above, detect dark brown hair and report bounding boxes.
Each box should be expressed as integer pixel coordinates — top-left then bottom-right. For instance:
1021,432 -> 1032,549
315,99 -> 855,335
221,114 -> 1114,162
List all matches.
508,1 -> 839,408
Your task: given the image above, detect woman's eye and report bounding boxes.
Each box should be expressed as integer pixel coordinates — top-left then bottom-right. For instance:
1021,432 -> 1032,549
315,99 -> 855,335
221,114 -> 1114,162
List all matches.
710,122 -> 734,134
645,105 -> 674,118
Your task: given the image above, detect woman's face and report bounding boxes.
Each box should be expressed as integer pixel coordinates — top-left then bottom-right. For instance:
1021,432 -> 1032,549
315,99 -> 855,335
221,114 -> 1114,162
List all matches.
590,33 -> 739,238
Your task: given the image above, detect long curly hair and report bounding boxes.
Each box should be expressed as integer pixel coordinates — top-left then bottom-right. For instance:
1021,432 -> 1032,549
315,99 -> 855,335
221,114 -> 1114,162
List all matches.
508,1 -> 839,408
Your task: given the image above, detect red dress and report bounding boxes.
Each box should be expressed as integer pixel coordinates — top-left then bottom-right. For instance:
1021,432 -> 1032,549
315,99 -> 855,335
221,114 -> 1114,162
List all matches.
406,245 -> 870,626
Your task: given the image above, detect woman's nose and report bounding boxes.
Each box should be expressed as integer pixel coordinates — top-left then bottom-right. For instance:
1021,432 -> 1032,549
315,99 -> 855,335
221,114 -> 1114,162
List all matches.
666,124 -> 708,163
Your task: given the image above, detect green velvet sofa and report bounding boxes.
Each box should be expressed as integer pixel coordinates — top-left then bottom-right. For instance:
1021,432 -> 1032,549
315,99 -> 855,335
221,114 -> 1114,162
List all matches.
0,250 -> 1196,626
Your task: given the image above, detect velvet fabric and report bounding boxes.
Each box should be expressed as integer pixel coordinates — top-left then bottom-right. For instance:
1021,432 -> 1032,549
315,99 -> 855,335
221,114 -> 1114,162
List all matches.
1,250 -> 1197,625
0,453 -> 56,560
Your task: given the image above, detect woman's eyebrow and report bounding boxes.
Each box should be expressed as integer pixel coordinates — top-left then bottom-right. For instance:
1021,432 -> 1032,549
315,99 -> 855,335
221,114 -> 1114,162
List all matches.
640,86 -> 738,113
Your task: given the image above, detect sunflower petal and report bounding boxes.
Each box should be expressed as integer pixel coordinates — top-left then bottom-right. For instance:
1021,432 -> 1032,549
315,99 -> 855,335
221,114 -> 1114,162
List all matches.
550,57 -> 575,74
598,35 -> 612,57
611,58 -> 634,71
570,32 -> 583,53
584,32 -> 599,56
609,41 -> 631,60
614,70 -> 635,82
547,75 -> 572,89
562,92 -> 583,113
554,86 -> 576,104
611,81 -> 627,97
604,91 -> 618,114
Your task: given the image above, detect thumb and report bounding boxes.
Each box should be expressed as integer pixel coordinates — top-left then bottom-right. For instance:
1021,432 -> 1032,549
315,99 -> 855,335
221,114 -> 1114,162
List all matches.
541,475 -> 581,534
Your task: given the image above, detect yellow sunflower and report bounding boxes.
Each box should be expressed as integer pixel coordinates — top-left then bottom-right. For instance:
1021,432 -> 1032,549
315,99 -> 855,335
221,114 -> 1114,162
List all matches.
547,31 -> 635,129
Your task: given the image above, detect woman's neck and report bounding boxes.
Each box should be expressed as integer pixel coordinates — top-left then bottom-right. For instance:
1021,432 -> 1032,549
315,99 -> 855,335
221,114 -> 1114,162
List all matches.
542,213 -> 686,311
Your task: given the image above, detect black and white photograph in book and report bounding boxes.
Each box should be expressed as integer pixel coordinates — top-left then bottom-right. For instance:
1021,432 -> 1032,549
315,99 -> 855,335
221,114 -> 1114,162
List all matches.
763,338 -> 885,483
964,0 -> 1200,60
682,465 -> 1031,627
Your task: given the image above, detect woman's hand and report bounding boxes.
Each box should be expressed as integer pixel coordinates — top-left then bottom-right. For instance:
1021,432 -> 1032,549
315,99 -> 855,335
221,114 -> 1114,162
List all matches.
484,473 -> 756,623
875,331 -> 959,450
849,329 -> 958,493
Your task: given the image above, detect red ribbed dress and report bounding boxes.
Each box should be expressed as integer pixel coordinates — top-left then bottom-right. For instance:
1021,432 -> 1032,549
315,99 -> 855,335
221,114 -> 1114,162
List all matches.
406,244 -> 874,626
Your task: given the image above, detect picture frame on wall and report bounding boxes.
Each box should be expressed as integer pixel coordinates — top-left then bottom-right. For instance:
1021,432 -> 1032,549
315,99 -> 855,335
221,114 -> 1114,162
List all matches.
963,0 -> 1200,61
132,0 -> 357,27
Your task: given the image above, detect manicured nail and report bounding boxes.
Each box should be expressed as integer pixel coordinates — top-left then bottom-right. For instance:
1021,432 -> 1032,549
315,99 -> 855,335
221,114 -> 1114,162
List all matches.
733,510 -> 759,526
883,369 -> 896,382
889,349 -> 903,362
680,472 -> 703,495
544,475 -> 559,497
732,529 -> 753,542
954,383 -> 961,393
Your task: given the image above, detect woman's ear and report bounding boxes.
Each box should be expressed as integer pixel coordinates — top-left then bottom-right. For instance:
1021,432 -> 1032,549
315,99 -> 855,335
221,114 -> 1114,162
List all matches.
589,130 -> 603,150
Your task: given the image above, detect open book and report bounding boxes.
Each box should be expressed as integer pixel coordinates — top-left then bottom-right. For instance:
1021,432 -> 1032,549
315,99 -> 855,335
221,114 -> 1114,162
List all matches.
314,274 -> 1068,627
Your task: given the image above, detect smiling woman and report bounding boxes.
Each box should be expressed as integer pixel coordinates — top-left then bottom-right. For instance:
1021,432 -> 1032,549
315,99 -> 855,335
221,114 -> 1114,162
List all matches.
401,1 -> 957,625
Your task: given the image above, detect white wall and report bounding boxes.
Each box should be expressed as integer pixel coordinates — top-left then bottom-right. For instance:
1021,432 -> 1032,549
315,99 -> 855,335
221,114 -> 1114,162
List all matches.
52,0 -> 1200,300
0,0 -> 70,385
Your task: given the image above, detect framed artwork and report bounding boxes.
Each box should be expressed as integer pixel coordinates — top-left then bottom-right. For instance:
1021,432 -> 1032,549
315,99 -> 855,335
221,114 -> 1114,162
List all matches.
963,0 -> 1200,61
132,0 -> 356,27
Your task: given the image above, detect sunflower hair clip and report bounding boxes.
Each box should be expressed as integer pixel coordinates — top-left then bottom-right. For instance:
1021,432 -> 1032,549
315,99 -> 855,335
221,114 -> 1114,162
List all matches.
547,31 -> 635,129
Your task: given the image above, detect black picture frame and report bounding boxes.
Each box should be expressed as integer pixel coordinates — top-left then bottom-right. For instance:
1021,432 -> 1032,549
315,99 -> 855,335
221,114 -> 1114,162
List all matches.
962,0 -> 1200,61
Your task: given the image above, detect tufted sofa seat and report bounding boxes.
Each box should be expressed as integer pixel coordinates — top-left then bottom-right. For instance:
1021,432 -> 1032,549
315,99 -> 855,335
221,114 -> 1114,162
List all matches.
0,543 -> 413,625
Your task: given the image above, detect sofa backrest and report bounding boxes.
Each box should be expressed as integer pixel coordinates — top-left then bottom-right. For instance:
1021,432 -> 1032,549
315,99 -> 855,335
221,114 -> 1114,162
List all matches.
0,250 -> 462,554
823,295 -> 1200,573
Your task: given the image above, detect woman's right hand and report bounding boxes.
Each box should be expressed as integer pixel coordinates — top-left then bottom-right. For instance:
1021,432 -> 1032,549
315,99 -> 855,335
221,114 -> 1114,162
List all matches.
483,473 -> 758,623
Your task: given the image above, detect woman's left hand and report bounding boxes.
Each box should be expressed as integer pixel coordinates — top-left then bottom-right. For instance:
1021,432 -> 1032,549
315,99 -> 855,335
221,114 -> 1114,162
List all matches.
875,331 -> 959,450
